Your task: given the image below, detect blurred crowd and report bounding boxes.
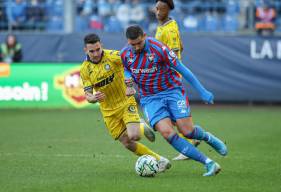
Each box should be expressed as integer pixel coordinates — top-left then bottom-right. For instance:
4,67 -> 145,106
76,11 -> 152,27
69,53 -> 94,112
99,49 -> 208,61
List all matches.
0,0 -> 280,34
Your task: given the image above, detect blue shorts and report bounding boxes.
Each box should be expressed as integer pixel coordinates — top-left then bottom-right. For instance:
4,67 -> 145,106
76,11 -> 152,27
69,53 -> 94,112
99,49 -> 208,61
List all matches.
140,87 -> 191,128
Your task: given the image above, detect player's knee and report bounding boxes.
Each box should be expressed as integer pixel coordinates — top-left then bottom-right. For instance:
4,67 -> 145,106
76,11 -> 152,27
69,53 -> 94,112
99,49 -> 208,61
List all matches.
160,128 -> 175,139
176,120 -> 194,135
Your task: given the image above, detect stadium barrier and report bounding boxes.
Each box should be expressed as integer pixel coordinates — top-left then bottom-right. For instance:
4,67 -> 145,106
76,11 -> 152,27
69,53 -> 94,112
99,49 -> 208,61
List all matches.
0,34 -> 280,103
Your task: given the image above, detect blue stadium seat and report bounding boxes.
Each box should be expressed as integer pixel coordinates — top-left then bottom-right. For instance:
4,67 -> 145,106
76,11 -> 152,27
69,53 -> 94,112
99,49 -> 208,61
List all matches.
183,14 -> 199,32
226,0 -> 240,15
202,12 -> 220,32
104,16 -> 123,33
46,17 -> 63,32
222,14 -> 238,32
75,16 -> 89,32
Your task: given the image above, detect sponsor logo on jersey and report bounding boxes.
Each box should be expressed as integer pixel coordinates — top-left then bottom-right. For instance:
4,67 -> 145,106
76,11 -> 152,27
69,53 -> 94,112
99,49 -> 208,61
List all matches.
130,67 -> 158,74
94,73 -> 114,88
177,100 -> 187,114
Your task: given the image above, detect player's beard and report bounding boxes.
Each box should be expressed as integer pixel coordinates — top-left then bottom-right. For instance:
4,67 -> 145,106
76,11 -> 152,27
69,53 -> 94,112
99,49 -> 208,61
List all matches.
91,56 -> 102,64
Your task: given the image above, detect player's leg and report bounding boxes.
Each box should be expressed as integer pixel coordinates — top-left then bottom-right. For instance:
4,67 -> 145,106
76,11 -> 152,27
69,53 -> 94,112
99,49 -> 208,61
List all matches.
123,98 -> 170,172
118,131 -> 158,159
176,118 -> 228,156
155,117 -> 221,176
118,130 -> 170,172
142,94 -> 216,175
167,87 -> 228,156
124,96 -> 155,142
173,87 -> 200,160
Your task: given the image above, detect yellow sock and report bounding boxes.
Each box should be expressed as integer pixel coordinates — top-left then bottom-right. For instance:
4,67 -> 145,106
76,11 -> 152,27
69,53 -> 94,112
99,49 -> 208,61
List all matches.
179,133 -> 194,145
134,142 -> 161,161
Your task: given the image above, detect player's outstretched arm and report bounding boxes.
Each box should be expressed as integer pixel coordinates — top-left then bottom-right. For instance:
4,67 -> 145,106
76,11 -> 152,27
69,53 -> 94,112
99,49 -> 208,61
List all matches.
173,61 -> 214,104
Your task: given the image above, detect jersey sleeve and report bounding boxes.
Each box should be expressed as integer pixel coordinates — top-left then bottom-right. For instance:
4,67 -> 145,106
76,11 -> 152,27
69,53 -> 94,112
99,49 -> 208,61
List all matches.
80,64 -> 93,92
160,44 -> 180,68
165,23 -> 182,53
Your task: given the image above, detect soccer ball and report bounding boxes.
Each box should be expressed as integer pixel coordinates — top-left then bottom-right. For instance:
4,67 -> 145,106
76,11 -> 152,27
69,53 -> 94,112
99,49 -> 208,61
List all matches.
135,155 -> 159,177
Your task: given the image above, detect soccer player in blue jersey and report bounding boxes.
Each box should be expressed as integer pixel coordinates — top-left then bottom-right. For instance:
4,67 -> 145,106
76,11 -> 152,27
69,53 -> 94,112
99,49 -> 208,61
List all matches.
120,25 -> 228,176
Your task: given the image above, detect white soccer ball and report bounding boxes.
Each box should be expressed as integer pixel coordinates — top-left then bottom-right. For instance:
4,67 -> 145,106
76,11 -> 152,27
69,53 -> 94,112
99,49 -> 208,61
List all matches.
135,155 -> 159,177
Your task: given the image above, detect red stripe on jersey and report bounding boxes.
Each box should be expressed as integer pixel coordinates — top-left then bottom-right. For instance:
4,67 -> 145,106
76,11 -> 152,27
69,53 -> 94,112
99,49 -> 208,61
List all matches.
148,39 -> 164,50
169,70 -> 182,86
149,42 -> 173,89
121,49 -> 129,69
149,39 -> 177,67
146,50 -> 157,94
149,39 -> 178,88
138,54 -> 148,96
162,46 -> 177,67
150,42 -> 165,61
150,46 -> 165,92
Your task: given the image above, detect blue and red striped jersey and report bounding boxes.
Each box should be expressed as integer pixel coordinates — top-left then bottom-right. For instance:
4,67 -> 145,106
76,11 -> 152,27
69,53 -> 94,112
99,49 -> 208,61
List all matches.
120,37 -> 182,97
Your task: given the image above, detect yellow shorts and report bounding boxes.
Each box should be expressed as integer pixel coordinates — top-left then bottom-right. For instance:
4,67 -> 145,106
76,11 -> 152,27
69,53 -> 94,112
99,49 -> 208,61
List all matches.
103,97 -> 140,140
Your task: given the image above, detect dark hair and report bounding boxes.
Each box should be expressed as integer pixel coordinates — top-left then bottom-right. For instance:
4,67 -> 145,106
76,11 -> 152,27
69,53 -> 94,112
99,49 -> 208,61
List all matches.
126,25 -> 144,40
84,33 -> 100,46
156,0 -> 174,10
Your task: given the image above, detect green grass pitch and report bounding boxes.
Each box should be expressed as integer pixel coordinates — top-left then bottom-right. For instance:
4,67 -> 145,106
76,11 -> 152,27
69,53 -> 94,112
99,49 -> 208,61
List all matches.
0,106 -> 281,192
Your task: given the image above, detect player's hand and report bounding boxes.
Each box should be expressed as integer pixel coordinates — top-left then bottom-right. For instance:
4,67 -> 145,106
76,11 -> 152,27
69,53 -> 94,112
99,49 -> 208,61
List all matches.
126,87 -> 136,96
125,78 -> 134,87
93,91 -> 106,102
200,90 -> 214,104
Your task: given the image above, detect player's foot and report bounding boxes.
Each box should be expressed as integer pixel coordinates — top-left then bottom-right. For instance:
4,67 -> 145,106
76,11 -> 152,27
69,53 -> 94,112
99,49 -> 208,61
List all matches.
205,132 -> 228,156
172,140 -> 201,161
172,153 -> 189,160
141,119 -> 155,142
203,161 -> 221,176
157,157 -> 171,173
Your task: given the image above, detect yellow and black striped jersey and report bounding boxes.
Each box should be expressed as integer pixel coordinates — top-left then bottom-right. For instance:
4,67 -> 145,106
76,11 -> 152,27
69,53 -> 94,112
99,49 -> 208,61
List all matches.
155,19 -> 183,60
80,49 -> 128,114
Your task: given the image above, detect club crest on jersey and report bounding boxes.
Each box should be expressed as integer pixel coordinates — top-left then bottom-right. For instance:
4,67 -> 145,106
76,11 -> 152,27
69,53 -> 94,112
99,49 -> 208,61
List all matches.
147,53 -> 155,62
104,64 -> 111,71
127,57 -> 134,64
128,105 -> 136,113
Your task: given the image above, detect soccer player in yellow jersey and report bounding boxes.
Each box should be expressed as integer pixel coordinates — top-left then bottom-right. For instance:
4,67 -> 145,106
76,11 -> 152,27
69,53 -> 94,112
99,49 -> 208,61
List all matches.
80,33 -> 171,172
155,0 -> 200,160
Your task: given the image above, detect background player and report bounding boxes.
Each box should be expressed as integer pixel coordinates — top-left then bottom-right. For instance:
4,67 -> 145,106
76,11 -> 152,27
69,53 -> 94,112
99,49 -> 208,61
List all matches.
121,25 -> 228,176
80,33 -> 171,172
155,0 -> 199,160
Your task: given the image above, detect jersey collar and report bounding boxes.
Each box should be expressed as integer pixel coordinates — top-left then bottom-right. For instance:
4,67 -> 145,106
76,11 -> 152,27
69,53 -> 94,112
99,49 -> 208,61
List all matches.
160,18 -> 173,27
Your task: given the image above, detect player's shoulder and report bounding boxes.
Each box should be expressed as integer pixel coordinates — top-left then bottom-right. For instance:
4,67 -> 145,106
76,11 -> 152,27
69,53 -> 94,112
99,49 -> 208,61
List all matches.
164,19 -> 179,32
120,45 -> 132,58
80,59 -> 92,77
80,58 -> 90,70
147,37 -> 166,50
104,49 -> 120,57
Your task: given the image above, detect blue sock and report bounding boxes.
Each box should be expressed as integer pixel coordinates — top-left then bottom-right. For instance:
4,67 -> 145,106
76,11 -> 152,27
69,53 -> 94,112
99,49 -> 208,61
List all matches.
167,133 -> 209,164
185,125 -> 210,141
